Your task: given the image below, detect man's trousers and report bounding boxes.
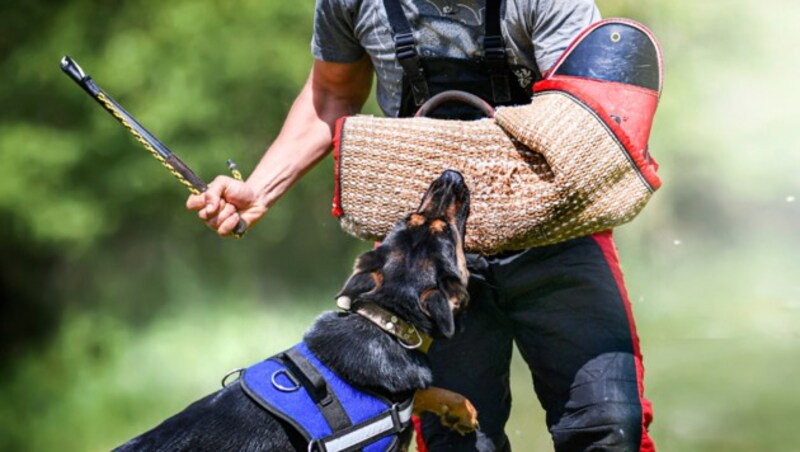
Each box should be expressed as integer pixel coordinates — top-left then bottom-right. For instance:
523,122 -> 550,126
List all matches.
420,231 -> 655,451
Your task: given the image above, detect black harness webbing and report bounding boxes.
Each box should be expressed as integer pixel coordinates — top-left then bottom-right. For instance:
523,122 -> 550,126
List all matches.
483,0 -> 512,102
382,0 -> 513,106
240,342 -> 414,451
382,0 -> 430,106
282,348 -> 352,432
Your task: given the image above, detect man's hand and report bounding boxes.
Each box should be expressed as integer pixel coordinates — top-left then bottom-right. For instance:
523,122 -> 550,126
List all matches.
186,175 -> 268,236
186,56 -> 373,238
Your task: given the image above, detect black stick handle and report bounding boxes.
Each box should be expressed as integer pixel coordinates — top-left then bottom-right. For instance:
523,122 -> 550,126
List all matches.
60,55 -> 248,237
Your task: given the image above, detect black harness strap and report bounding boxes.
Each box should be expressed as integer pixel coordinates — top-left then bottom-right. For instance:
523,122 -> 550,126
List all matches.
384,0 -> 515,107
483,0 -> 511,103
382,0 -> 430,106
283,348 -> 352,432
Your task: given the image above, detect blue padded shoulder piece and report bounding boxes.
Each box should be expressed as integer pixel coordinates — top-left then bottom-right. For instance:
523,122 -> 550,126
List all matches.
240,342 -> 410,452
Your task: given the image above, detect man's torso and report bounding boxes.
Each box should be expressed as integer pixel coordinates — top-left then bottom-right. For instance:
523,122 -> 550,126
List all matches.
312,0 -> 600,116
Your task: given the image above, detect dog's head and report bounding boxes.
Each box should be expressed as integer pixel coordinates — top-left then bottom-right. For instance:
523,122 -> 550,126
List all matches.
336,170 -> 470,339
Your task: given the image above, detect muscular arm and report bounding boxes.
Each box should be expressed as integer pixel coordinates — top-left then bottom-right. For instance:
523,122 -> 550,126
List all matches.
187,56 -> 374,235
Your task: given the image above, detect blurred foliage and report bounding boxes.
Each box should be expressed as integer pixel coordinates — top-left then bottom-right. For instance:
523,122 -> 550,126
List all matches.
1,0 -> 799,450
0,0 -> 375,356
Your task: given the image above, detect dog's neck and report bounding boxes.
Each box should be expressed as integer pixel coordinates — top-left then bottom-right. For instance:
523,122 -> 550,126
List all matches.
302,311 -> 433,399
351,301 -> 434,353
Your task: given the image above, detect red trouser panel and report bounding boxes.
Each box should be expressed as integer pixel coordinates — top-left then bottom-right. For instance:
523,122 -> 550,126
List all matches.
591,230 -> 655,451
412,415 -> 428,452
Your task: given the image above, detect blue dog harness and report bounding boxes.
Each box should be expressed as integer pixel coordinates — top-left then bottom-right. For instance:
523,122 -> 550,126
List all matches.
240,342 -> 414,452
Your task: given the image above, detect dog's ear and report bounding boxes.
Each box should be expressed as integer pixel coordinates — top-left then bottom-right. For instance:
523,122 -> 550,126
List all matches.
335,249 -> 386,306
422,278 -> 470,337
422,290 -> 455,338
440,278 -> 470,312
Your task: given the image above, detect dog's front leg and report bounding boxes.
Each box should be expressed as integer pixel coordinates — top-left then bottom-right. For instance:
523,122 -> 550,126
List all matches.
413,386 -> 479,435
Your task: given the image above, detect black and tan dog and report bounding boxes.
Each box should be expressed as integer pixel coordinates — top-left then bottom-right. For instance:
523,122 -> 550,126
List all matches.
116,170 -> 477,451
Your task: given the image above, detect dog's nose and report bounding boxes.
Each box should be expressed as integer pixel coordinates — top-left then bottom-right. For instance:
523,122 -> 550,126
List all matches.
439,169 -> 465,186
433,170 -> 468,199
418,170 -> 470,221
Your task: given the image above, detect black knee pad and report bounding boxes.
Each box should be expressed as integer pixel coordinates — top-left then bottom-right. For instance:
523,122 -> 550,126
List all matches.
550,352 -> 643,451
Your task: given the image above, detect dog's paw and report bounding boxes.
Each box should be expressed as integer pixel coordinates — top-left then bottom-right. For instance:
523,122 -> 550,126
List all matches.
438,397 -> 479,435
414,386 -> 479,435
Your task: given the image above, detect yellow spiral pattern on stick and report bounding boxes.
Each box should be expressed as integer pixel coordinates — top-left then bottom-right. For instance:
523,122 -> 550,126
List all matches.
96,92 -> 201,195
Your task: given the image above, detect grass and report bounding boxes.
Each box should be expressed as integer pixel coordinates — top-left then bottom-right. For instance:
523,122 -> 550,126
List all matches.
1,237 -> 798,451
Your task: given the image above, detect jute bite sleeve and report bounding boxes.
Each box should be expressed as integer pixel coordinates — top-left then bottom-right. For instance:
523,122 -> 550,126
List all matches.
331,19 -> 663,254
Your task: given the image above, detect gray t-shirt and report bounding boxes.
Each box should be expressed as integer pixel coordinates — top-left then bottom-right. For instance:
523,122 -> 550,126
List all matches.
312,0 -> 600,116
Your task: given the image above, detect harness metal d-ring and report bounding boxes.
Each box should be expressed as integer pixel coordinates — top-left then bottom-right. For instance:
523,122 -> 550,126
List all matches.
271,368 -> 302,392
307,439 -> 323,452
221,367 -> 245,388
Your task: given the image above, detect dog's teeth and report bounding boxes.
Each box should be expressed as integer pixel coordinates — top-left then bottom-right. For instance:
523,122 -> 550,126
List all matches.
336,296 -> 352,310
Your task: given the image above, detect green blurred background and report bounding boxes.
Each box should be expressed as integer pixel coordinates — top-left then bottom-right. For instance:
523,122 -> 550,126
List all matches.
1,0 -> 798,450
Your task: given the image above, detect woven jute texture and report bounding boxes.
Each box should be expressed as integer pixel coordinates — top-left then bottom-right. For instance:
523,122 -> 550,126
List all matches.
336,91 -> 656,254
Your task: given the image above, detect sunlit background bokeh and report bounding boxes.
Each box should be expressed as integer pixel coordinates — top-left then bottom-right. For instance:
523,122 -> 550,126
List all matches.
1,1 -> 798,450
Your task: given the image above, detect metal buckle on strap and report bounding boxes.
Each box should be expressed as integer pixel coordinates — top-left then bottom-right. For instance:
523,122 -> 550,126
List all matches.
395,32 -> 417,59
483,35 -> 506,62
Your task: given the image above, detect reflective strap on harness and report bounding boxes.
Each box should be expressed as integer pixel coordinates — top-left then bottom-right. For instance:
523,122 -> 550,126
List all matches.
309,399 -> 414,452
